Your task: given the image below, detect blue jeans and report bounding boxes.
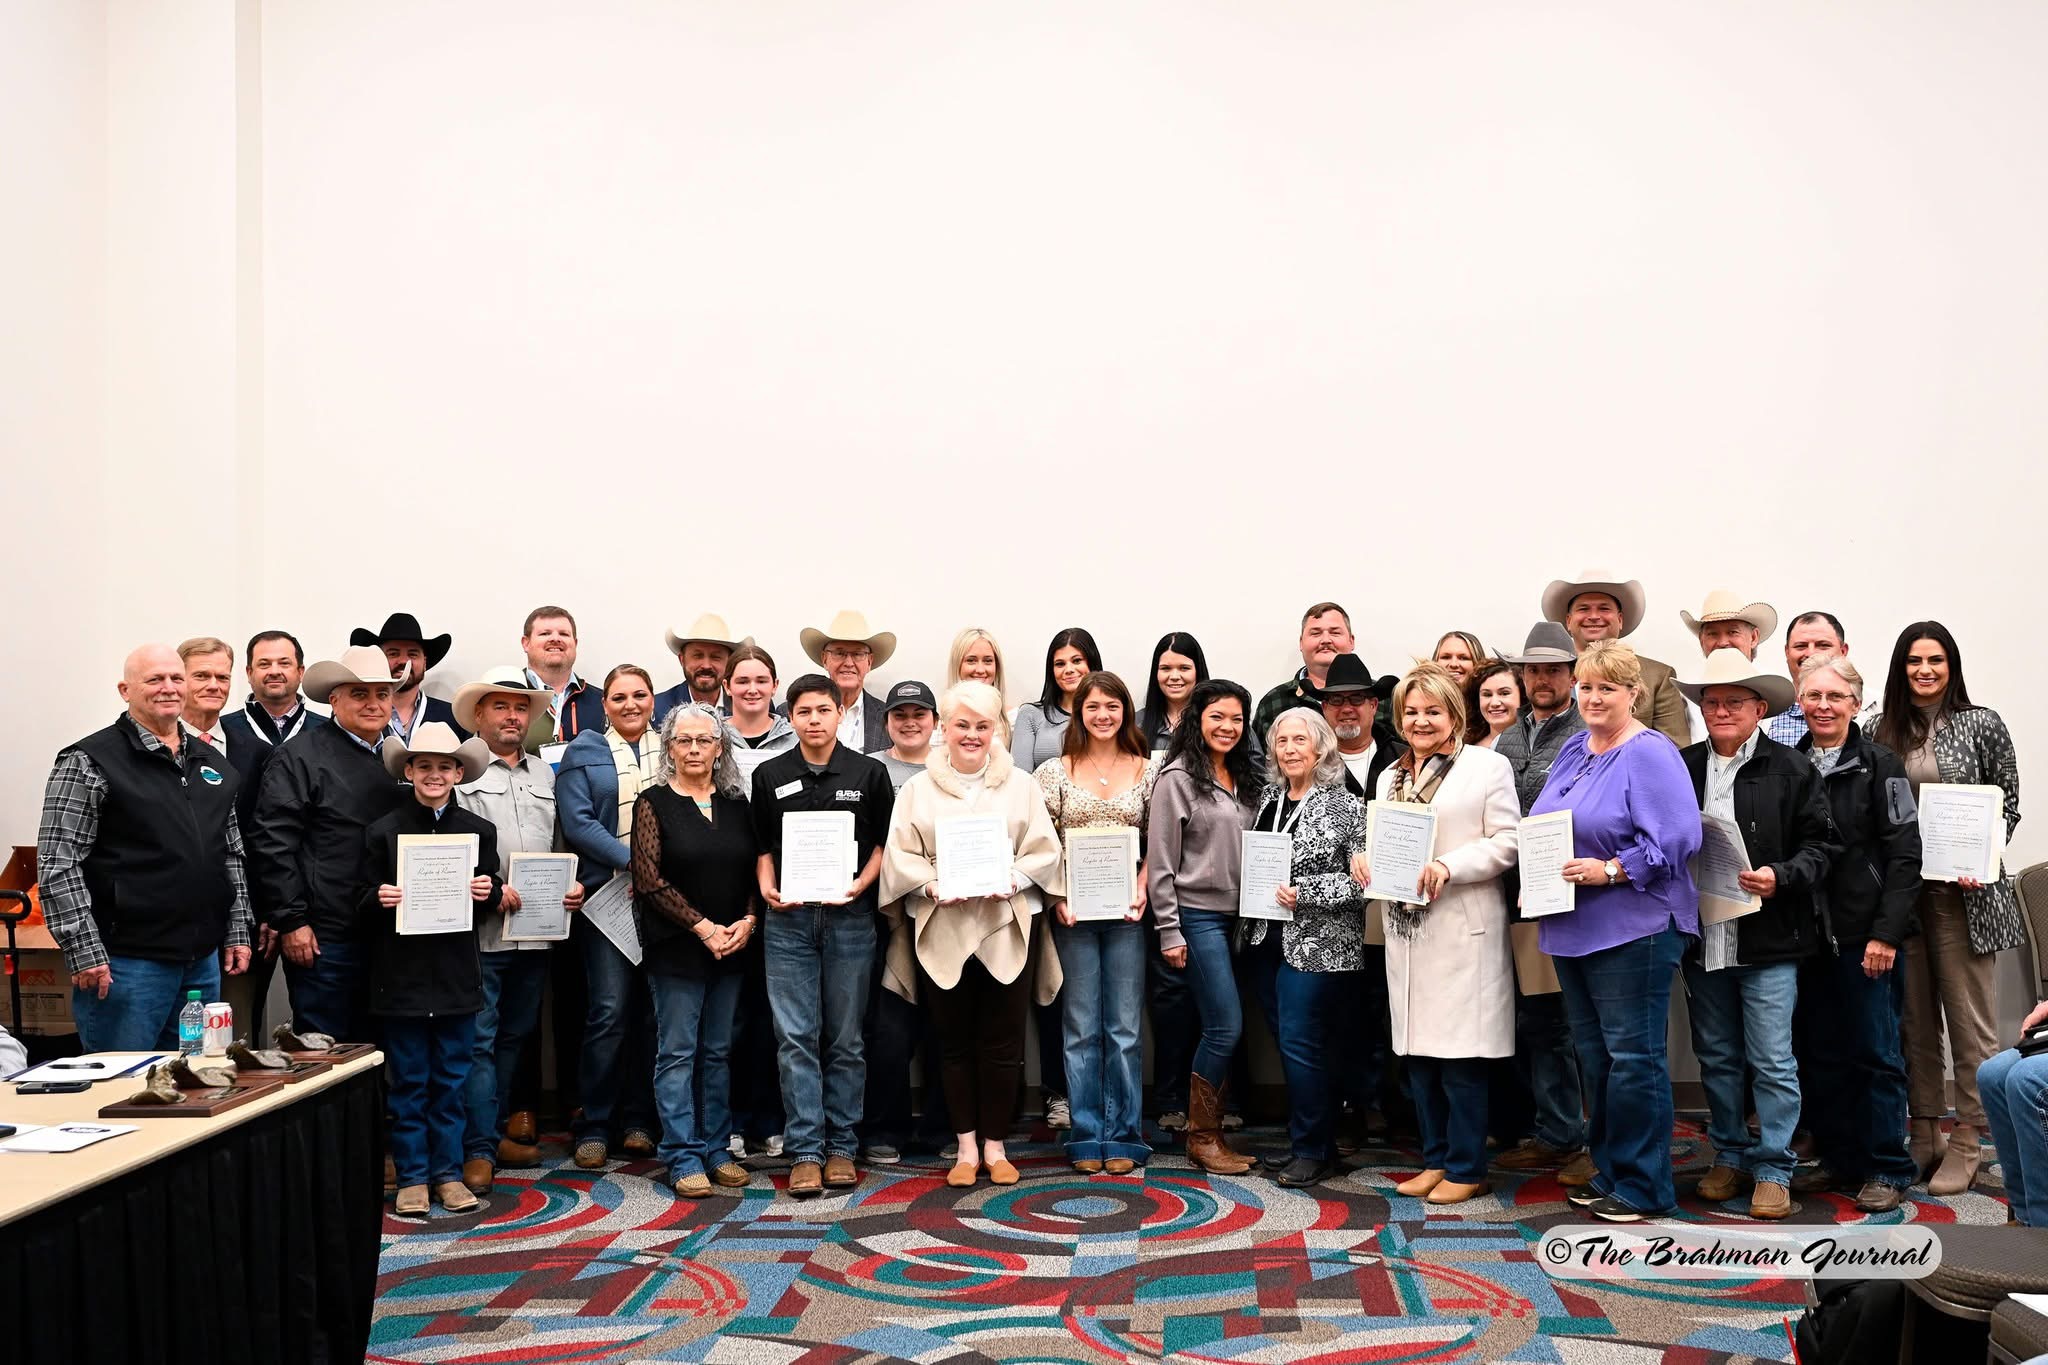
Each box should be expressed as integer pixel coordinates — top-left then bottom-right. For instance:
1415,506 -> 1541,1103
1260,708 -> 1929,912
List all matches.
578,923 -> 655,1143
1555,922 -> 1686,1214
72,953 -> 221,1053
1980,1048 -> 2048,1226
384,1013 -> 476,1187
1056,919 -> 1150,1163
649,969 -> 744,1180
281,935 -> 370,1041
1243,932 -> 1352,1162
1516,992 -> 1587,1151
1408,1055 -> 1491,1183
764,907 -> 873,1163
464,951 -> 550,1161
1180,909 -> 1242,1086
1796,944 -> 1916,1188
1684,957 -> 1801,1187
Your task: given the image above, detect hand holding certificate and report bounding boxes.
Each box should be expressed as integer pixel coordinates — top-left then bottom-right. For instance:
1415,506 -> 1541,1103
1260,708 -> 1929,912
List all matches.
1239,831 -> 1294,920
936,815 -> 1014,901
396,834 -> 480,935
1064,827 -> 1139,922
1694,813 -> 1761,924
505,852 -> 577,942
1919,783 -> 2005,884
1517,811 -> 1575,918
1359,802 -> 1438,906
781,812 -> 857,903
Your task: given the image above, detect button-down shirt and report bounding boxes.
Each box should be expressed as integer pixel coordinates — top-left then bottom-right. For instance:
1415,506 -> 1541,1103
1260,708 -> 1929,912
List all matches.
1767,699 -> 1880,747
456,750 -> 560,953
387,691 -> 430,744
837,701 -> 864,751
526,668 -> 584,743
182,715 -> 228,754
1700,728 -> 1761,972
36,717 -> 254,976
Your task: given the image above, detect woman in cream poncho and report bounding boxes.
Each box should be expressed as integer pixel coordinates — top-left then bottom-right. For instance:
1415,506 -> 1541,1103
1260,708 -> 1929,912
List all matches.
880,681 -> 1064,1188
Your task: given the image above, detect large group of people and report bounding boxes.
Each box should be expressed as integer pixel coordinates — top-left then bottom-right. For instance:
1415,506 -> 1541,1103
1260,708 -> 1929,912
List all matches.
32,576 -> 2036,1228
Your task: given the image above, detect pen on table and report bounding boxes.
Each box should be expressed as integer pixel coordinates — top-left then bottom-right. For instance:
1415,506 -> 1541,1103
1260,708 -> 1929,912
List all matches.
47,1062 -> 108,1070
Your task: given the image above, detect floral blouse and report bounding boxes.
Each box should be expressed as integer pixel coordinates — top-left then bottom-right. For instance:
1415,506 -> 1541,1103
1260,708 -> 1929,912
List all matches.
1243,781 -> 1368,972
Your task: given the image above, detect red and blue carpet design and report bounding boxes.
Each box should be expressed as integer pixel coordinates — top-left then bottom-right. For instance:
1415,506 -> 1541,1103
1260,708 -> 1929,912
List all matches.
372,1120 -> 2005,1363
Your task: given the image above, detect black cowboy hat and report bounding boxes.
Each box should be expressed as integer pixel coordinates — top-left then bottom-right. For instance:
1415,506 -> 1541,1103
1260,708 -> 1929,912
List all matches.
350,612 -> 453,670
1320,652 -> 1398,699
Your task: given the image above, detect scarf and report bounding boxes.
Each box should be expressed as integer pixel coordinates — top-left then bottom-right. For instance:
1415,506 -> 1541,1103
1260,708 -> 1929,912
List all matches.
1382,743 -> 1457,940
605,727 -> 662,838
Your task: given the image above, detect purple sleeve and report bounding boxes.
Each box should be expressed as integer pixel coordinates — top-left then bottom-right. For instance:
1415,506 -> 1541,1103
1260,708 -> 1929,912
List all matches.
1613,738 -> 1703,888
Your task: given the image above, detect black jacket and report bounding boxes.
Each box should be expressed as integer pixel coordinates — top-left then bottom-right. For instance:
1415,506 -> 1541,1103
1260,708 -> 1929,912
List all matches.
219,697 -> 327,830
359,800 -> 502,1016
247,721 -> 406,940
1339,741 -> 1404,802
1798,724 -> 1921,950
1682,731 -> 1841,965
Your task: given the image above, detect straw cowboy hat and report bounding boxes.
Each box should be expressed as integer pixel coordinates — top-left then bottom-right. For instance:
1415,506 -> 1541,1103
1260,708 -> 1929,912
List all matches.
1540,569 -> 1648,637
1676,648 -> 1795,718
800,610 -> 897,669
1679,590 -> 1779,642
1500,622 -> 1579,665
663,614 -> 754,658
350,612 -> 453,670
380,721 -> 490,783
451,666 -> 545,730
303,645 -> 407,703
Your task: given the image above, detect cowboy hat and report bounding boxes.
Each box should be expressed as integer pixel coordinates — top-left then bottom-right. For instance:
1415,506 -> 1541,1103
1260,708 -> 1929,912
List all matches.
1319,653 -> 1398,699
800,610 -> 897,669
303,645 -> 406,703
381,721 -> 490,783
1540,569 -> 1648,638
1680,590 -> 1779,642
350,612 -> 453,670
1676,648 -> 1795,718
451,666 -> 546,730
663,613 -> 754,658
1500,622 -> 1579,665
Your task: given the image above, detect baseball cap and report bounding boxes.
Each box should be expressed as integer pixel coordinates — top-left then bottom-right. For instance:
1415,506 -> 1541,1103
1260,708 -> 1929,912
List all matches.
884,680 -> 938,714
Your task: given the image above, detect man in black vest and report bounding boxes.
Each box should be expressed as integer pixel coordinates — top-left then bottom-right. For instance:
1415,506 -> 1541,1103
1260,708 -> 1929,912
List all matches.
36,643 -> 254,1051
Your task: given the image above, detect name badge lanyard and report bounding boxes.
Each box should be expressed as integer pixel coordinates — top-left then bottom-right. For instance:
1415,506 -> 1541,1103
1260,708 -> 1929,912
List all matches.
1267,794 -> 1308,837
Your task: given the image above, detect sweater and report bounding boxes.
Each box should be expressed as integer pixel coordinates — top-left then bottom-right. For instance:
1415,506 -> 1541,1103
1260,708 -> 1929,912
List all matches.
1144,754 -> 1260,952
1009,702 -> 1071,774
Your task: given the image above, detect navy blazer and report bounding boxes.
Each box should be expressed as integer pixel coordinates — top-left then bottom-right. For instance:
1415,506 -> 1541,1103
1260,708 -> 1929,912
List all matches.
219,698 -> 328,828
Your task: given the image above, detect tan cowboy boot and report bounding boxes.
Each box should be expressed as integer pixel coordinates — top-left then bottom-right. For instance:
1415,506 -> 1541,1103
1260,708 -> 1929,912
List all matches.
1185,1074 -> 1255,1175
1929,1124 -> 1981,1195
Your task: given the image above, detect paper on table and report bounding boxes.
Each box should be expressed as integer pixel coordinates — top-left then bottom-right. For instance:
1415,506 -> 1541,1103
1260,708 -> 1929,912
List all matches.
581,870 -> 642,965
504,852 -> 577,942
937,815 -> 1014,900
782,811 -> 857,903
397,833 -> 479,935
1517,811 -> 1575,918
1919,783 -> 2005,883
1694,813 -> 1761,925
1361,802 -> 1437,906
0,1121 -> 138,1153
8,1054 -> 164,1084
1065,827 -> 1139,922
1239,830 -> 1294,921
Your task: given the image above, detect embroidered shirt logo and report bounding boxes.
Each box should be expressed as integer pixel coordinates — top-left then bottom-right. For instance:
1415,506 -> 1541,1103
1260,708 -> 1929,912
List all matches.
199,766 -> 225,786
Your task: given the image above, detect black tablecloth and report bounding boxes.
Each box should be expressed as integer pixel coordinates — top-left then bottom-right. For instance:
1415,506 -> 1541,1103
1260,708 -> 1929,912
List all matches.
0,1064 -> 384,1364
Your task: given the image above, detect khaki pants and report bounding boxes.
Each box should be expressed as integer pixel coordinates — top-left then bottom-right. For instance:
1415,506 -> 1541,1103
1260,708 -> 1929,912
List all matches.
1901,884 -> 1998,1128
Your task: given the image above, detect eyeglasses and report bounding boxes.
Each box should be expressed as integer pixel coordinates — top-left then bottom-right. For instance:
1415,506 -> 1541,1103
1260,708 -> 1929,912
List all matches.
1800,690 -> 1857,707
672,735 -> 720,748
1322,694 -> 1371,709
1698,697 -> 1762,714
822,647 -> 872,662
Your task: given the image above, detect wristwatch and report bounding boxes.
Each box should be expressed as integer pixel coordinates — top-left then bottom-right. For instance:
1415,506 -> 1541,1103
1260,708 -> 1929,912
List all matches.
1604,859 -> 1621,884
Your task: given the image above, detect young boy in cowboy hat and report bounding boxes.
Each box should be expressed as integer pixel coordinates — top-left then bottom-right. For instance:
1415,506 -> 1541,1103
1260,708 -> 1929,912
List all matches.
361,721 -> 504,1217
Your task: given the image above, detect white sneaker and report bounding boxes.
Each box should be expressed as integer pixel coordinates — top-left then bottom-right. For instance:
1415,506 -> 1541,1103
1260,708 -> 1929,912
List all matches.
1046,1096 -> 1072,1130
729,1134 -> 746,1157
765,1134 -> 784,1157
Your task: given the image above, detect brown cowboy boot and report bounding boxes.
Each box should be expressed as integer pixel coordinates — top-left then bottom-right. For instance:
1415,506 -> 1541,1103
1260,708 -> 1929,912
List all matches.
1185,1074 -> 1255,1175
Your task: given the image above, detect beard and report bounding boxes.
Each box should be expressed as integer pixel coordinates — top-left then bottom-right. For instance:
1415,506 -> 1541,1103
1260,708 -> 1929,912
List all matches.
1333,721 -> 1363,742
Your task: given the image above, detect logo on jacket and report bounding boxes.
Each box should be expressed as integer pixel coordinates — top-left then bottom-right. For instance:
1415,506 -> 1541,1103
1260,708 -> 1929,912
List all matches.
199,766 -> 224,786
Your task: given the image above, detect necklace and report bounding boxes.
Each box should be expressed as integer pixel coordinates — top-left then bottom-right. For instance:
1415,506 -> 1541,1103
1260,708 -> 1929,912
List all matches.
1084,752 -> 1119,789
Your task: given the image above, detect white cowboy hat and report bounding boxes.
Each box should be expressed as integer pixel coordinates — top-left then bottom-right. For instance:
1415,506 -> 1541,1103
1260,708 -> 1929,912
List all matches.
800,610 -> 897,669
303,645 -> 408,702
451,666 -> 546,730
380,721 -> 491,783
1679,590 -> 1779,642
1676,648 -> 1796,718
663,614 -> 753,658
1540,569 -> 1648,638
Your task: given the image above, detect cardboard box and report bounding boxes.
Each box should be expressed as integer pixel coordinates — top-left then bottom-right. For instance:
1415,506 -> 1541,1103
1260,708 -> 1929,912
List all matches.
12,948 -> 76,1036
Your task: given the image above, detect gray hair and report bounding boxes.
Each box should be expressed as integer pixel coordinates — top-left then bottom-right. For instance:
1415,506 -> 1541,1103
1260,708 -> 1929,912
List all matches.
1798,654 -> 1865,706
653,702 -> 748,798
1264,707 -> 1348,789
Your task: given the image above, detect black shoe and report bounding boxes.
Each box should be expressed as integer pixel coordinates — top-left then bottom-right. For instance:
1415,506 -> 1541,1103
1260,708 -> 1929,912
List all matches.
1276,1157 -> 1336,1188
1258,1147 -> 1292,1172
1565,1184 -> 1607,1210
1586,1195 -> 1649,1223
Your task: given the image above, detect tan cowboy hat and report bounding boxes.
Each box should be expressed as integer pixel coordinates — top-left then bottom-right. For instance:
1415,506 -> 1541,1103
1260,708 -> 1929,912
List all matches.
800,610 -> 897,669
1540,569 -> 1647,637
380,721 -> 491,783
1676,648 -> 1795,718
1680,590 -> 1779,642
303,645 -> 408,702
452,665 -> 545,730
663,614 -> 754,658
1500,622 -> 1579,665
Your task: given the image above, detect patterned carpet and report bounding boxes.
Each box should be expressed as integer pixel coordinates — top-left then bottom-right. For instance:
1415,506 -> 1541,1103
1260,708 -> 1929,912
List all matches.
371,1120 -> 2007,1364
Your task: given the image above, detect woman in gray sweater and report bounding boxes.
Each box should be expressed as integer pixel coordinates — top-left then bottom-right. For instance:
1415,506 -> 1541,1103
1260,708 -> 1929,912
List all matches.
1010,627 -> 1102,772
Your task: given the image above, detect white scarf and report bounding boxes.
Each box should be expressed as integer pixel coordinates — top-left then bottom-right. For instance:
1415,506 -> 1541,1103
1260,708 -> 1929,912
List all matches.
605,727 -> 662,837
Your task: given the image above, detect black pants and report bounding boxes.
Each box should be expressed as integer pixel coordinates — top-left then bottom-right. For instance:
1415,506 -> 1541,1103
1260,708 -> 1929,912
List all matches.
510,939 -> 586,1122
730,938 -> 786,1141
1025,924 -> 1067,1107
1146,922 -> 1200,1112
922,956 -> 1031,1140
862,936 -> 920,1148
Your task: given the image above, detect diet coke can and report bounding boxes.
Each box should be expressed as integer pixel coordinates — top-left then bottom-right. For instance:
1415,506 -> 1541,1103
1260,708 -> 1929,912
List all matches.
203,1001 -> 234,1056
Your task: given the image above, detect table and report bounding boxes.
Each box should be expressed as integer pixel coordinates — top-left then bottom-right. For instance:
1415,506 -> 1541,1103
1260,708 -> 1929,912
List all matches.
0,1051 -> 385,1365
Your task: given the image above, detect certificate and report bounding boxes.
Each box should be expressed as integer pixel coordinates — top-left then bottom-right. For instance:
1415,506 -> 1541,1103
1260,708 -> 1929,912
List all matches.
504,852 -> 577,942
1919,783 -> 2005,883
1695,813 -> 1761,924
936,815 -> 1014,900
1065,827 -> 1139,922
781,811 -> 856,903
733,745 -> 778,790
581,870 -> 642,965
1360,801 -> 1438,907
1239,830 -> 1294,921
396,833 -> 480,935
1517,811 -> 1575,918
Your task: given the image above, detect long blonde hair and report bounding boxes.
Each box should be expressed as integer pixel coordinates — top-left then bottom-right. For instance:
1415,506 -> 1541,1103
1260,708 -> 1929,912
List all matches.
946,627 -> 1008,702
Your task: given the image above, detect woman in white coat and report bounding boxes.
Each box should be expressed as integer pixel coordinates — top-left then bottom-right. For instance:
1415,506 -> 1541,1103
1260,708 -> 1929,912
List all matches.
1355,664 -> 1520,1205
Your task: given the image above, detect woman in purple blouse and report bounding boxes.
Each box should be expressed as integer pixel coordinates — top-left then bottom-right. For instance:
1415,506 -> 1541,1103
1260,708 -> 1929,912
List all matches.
1527,641 -> 1702,1220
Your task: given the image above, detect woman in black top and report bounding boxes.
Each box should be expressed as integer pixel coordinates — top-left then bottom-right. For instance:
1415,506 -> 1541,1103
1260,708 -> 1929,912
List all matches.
632,702 -> 760,1198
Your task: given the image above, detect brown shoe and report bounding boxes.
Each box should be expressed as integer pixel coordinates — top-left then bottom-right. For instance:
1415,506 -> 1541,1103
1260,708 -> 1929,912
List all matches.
1557,1151 -> 1599,1188
1855,1180 -> 1906,1213
1395,1168 -> 1447,1198
823,1154 -> 859,1188
1748,1180 -> 1792,1220
946,1161 -> 979,1188
573,1140 -> 608,1169
987,1159 -> 1020,1186
1494,1140 -> 1576,1172
672,1172 -> 712,1199
711,1162 -> 751,1189
1790,1165 -> 1846,1194
435,1180 -> 481,1214
788,1160 -> 824,1198
394,1184 -> 430,1216
621,1129 -> 657,1158
1426,1179 -> 1490,1206
506,1109 -> 537,1144
496,1138 -> 540,1168
1185,1074 -> 1256,1175
1073,1159 -> 1104,1174
1696,1165 -> 1750,1203
1104,1158 -> 1137,1175
462,1157 -> 495,1194
1929,1125 -> 1981,1195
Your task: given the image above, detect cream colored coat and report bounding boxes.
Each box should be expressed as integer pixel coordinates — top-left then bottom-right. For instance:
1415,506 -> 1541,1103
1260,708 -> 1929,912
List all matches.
1376,743 -> 1521,1059
878,742 -> 1066,1006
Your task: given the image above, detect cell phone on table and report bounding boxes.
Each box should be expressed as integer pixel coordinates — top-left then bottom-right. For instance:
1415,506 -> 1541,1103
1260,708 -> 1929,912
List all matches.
16,1080 -> 93,1095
